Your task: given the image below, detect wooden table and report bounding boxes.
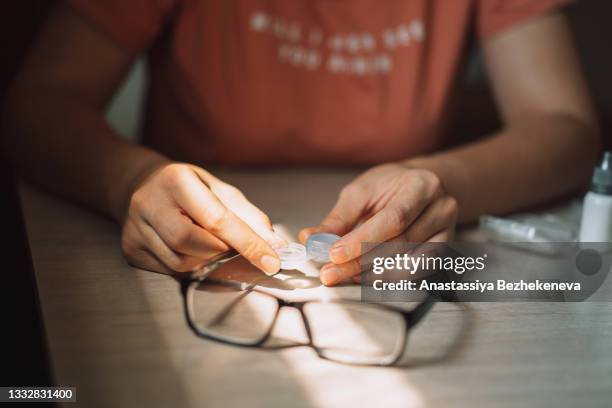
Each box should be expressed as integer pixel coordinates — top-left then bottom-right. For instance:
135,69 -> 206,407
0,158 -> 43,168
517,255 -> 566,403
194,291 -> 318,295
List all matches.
19,168 -> 612,407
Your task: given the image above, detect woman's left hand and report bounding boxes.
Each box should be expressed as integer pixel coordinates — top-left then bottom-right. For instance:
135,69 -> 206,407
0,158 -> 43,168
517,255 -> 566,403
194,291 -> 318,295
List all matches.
299,163 -> 458,286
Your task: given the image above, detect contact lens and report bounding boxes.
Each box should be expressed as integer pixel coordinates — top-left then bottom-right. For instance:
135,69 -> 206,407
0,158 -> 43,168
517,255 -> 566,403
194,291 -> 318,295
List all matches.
306,233 -> 341,263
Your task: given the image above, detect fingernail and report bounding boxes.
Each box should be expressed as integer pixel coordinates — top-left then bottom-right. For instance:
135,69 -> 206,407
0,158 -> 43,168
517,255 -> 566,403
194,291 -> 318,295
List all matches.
321,265 -> 340,286
330,245 -> 349,263
261,255 -> 281,275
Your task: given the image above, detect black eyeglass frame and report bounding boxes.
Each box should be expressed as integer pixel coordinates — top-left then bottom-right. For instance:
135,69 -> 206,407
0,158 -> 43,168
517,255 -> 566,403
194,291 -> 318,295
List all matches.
178,251 -> 439,366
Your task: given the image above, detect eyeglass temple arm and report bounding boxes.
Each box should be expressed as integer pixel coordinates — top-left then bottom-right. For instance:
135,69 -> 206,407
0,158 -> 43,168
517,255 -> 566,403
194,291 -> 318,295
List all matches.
403,294 -> 437,327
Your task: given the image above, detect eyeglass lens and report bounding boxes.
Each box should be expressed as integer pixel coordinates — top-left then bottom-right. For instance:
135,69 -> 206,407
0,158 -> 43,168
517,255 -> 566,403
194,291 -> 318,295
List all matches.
189,282 -> 408,363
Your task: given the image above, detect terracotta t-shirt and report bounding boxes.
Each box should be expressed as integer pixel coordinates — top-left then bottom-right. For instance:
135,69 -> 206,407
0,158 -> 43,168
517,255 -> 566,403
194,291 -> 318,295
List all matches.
68,0 -> 568,165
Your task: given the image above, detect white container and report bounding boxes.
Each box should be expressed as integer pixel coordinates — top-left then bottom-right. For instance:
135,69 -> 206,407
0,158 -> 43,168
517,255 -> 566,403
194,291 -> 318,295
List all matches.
579,151 -> 612,242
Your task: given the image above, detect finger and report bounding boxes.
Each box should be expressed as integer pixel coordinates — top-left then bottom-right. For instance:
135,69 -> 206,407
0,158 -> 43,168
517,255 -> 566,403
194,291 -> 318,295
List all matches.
298,227 -> 319,244
396,196 -> 458,243
123,218 -> 183,274
146,208 -> 230,257
427,227 -> 454,243
231,200 -> 287,248
326,226 -> 456,287
319,259 -> 360,286
193,168 -> 286,248
169,168 -> 281,274
329,199 -> 429,265
136,221 -> 213,272
328,228 -> 454,287
301,184 -> 368,242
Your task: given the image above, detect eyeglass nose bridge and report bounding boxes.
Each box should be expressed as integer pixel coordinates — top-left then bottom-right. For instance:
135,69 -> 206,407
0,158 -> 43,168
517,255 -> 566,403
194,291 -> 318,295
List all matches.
277,299 -> 411,366
261,300 -> 316,349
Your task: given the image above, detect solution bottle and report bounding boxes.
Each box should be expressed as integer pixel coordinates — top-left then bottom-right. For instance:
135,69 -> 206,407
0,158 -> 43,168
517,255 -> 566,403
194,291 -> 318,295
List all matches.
579,151 -> 612,242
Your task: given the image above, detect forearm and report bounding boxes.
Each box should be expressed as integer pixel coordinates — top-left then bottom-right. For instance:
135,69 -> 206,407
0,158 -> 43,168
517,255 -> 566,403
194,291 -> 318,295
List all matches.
404,114 -> 601,223
2,88 -> 170,223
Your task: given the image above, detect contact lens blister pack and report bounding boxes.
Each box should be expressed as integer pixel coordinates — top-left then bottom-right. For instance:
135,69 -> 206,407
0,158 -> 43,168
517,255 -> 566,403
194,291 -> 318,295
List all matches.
275,233 -> 341,270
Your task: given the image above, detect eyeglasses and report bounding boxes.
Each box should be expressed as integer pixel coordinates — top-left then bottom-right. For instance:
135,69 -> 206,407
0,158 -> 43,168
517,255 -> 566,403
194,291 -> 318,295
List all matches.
179,250 -> 441,366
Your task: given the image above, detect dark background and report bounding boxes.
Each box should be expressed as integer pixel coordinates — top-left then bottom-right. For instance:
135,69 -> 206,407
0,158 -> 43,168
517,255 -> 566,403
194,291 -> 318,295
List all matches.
0,0 -> 57,395
0,0 -> 610,391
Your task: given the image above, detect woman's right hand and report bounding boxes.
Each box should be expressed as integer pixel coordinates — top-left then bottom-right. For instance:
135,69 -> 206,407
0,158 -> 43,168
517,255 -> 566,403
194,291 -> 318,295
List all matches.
120,163 -> 286,275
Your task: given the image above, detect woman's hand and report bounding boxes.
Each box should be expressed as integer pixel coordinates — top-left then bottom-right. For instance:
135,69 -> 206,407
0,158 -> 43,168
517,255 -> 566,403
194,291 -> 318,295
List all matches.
300,163 -> 458,286
121,163 -> 286,275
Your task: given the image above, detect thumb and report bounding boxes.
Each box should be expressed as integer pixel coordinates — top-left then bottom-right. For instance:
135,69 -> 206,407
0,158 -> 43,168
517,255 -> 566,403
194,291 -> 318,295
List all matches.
299,185 -> 366,243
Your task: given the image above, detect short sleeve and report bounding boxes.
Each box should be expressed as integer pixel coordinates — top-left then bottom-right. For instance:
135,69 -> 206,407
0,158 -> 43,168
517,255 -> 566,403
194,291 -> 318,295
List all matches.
66,0 -> 179,52
477,0 -> 572,40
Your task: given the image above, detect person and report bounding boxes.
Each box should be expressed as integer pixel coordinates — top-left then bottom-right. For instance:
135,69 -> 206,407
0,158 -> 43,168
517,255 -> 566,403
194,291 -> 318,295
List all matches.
2,0 -> 600,286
